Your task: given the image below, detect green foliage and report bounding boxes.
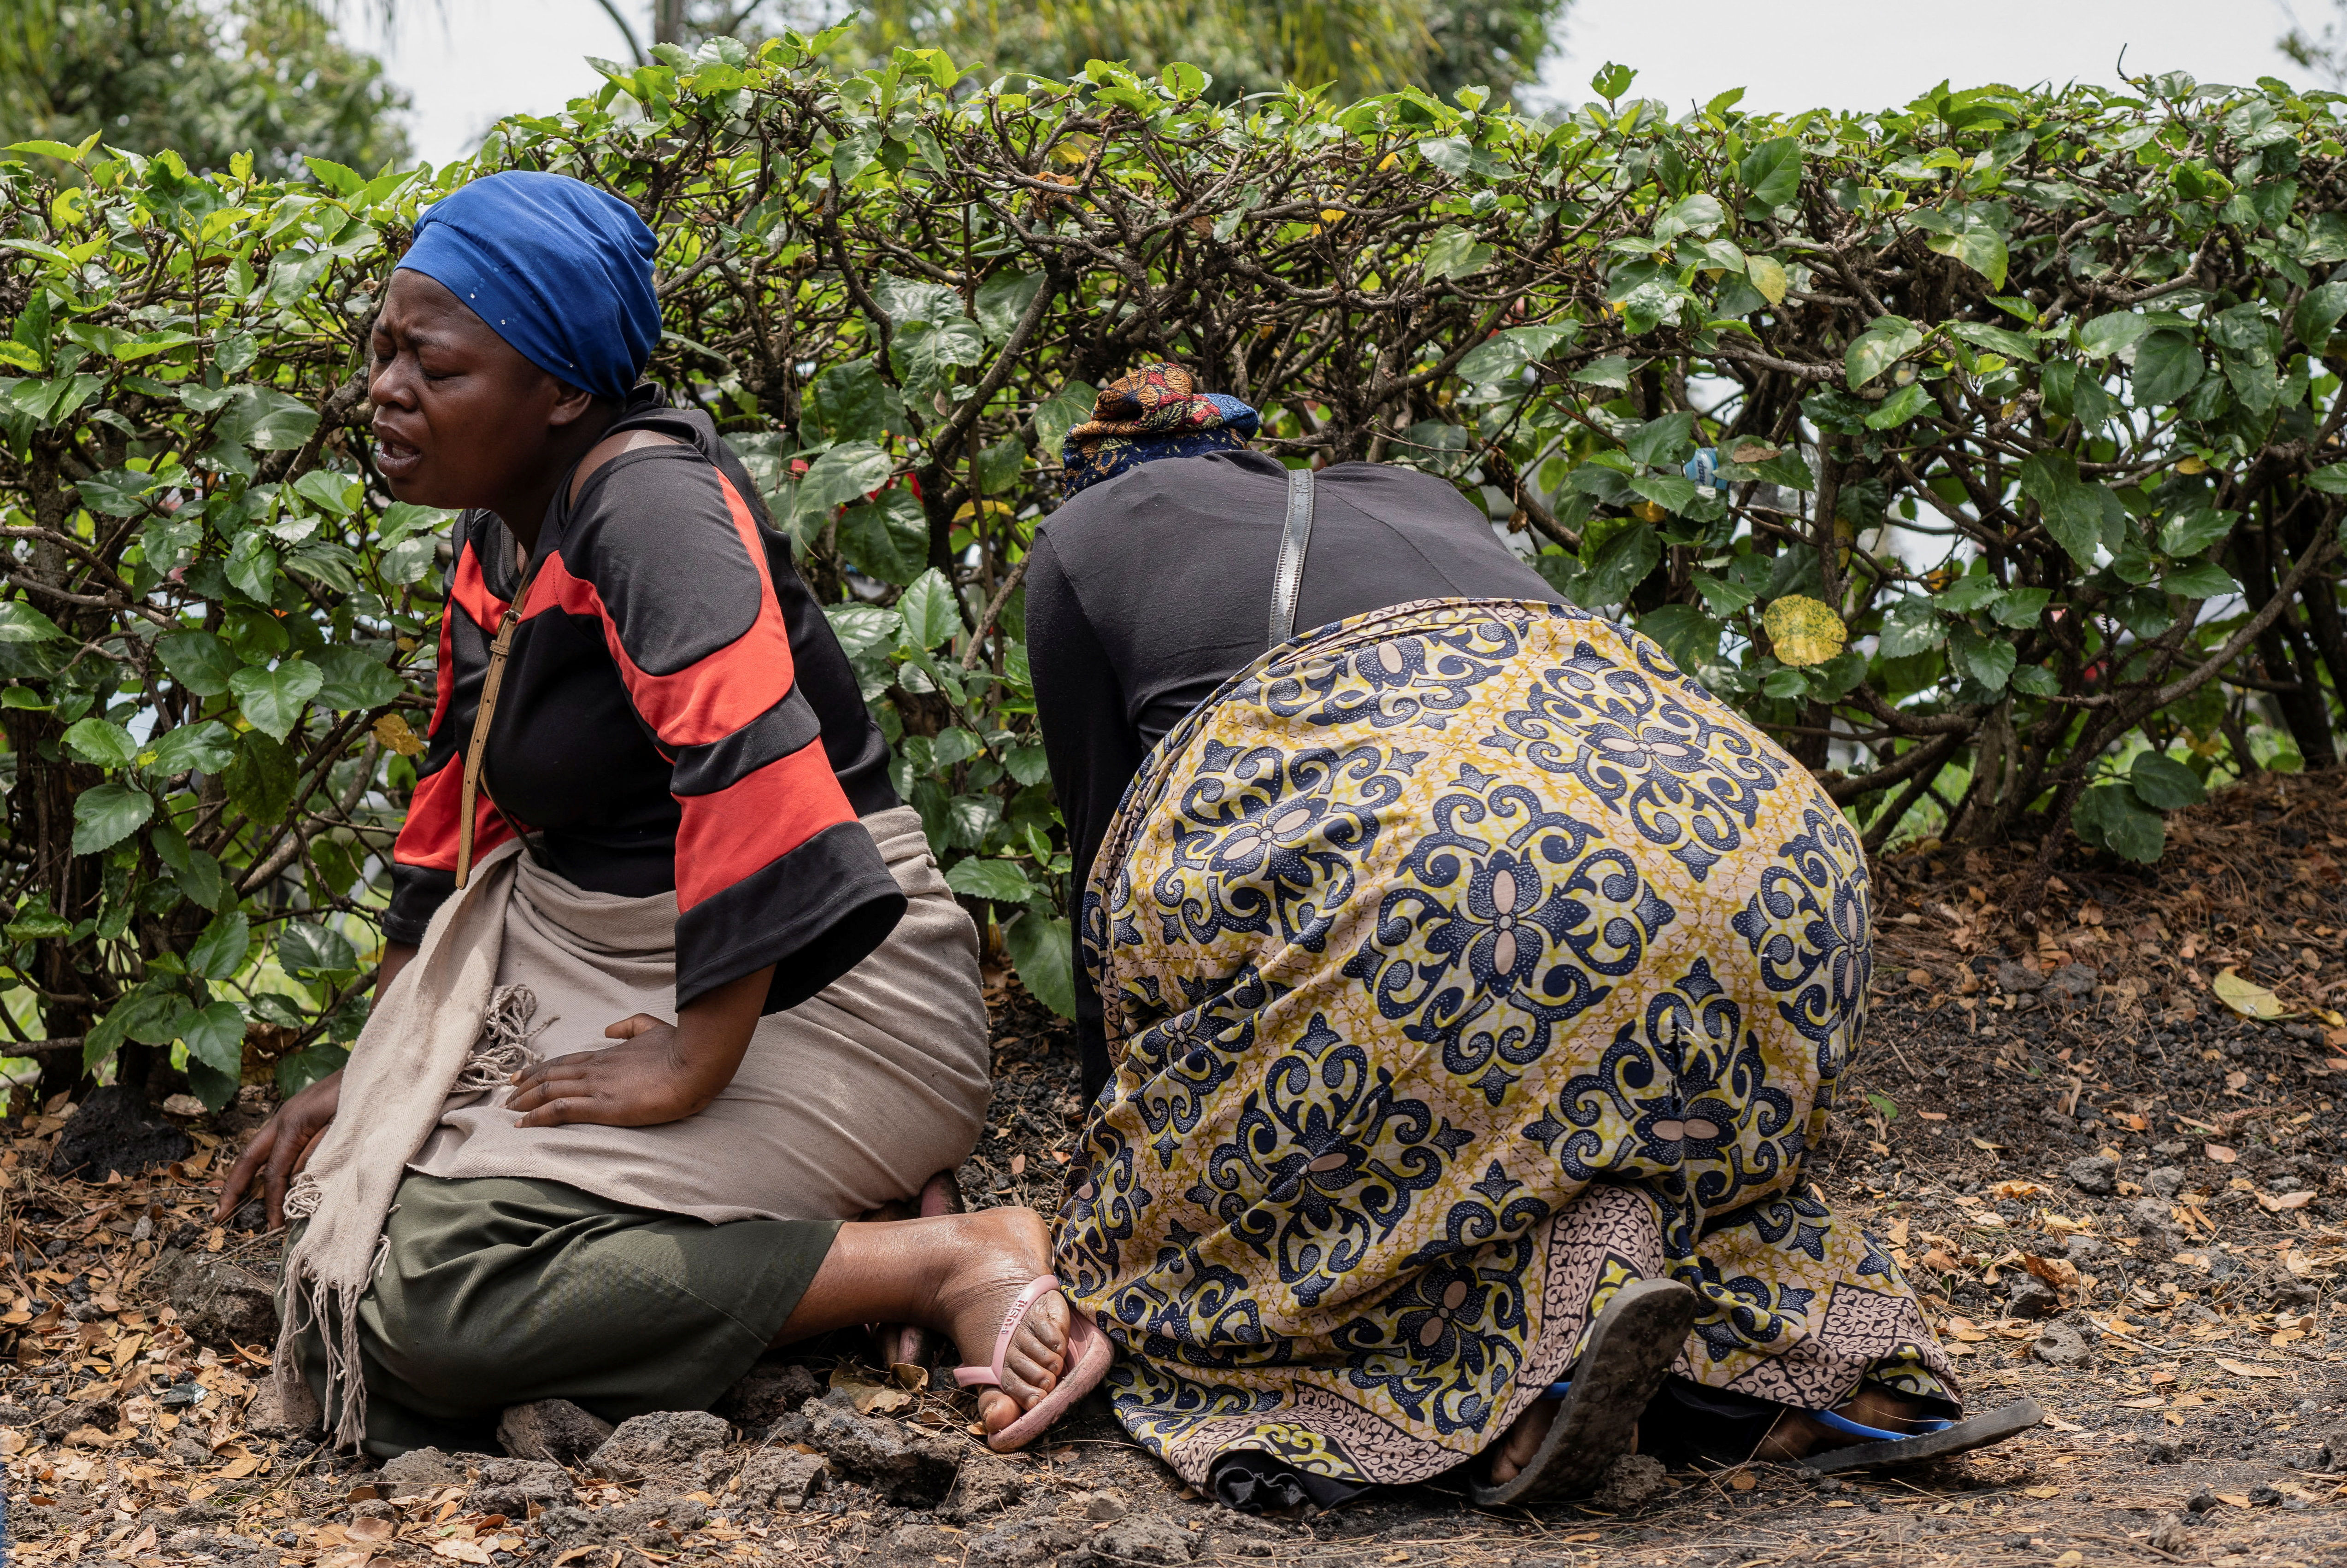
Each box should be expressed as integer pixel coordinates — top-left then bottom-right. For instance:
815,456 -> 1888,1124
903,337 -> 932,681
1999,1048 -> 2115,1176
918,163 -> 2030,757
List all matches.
0,0 -> 411,180
6,42 -> 2347,1083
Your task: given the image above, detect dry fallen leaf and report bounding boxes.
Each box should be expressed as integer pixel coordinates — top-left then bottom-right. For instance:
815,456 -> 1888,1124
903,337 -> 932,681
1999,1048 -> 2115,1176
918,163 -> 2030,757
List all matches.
1991,1180 -> 2048,1199
828,1366 -> 915,1415
2216,1358 -> 2290,1380
2021,1484 -> 2063,1499
2214,1492 -> 2255,1509
431,1540 -> 494,1565
216,1455 -> 261,1479
1010,1153 -> 1027,1176
2023,1253 -> 2081,1287
1728,1469 -> 1757,1492
349,1518 -> 395,1544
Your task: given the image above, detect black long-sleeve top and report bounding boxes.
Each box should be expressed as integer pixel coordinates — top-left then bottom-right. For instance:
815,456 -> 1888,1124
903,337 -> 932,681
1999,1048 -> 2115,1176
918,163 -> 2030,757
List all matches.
1025,449 -> 1565,1099
387,387 -> 905,1013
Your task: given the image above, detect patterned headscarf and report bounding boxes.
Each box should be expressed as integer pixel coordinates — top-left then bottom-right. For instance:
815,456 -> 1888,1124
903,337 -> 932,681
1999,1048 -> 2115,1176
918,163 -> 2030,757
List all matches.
1059,363 -> 1259,499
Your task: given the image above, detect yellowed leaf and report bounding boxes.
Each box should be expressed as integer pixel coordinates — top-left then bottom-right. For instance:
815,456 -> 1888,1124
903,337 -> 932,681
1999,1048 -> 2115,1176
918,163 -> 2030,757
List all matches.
2214,1492 -> 2255,1508
374,711 -> 426,758
1728,1469 -> 1757,1492
1745,253 -> 1788,306
431,1540 -> 494,1565
216,1455 -> 261,1479
2213,966 -> 2289,1020
1762,594 -> 1847,667
2216,1358 -> 2289,1379
2053,1552 -> 2083,1567
2021,1484 -> 2063,1499
2175,455 -> 2208,475
1990,1180 -> 2047,1199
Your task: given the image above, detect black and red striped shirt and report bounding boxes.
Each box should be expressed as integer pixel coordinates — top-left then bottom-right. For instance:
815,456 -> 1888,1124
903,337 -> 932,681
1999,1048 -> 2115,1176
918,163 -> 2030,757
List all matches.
385,389 -> 904,1012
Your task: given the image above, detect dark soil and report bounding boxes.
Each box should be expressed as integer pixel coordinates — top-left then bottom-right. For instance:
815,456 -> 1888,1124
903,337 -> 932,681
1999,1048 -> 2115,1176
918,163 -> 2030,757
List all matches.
3,772 -> 2344,1566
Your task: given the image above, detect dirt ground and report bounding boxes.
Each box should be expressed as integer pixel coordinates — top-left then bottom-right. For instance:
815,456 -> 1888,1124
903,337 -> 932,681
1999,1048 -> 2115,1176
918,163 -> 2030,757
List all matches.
3,772 -> 2346,1568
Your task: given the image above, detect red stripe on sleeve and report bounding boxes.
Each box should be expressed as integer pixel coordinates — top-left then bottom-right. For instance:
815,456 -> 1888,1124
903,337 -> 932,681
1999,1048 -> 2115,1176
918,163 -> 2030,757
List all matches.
449,539 -> 508,637
520,473 -> 799,749
391,753 -> 515,871
671,740 -> 856,910
420,587 -> 458,751
395,538 -> 512,873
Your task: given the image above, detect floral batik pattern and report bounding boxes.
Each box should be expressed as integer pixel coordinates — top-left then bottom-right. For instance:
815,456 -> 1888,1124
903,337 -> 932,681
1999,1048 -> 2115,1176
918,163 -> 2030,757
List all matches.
1057,599 -> 1957,1492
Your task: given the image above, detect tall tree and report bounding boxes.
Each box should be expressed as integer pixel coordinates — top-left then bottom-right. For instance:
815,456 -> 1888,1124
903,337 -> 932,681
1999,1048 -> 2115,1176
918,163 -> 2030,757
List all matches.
0,0 -> 411,176
648,0 -> 1569,106
2282,2 -> 2347,88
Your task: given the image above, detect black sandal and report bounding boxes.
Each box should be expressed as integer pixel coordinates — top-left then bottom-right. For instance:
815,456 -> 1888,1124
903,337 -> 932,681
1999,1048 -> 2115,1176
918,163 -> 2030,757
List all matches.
1469,1276 -> 1698,1508
1796,1397 -> 2044,1475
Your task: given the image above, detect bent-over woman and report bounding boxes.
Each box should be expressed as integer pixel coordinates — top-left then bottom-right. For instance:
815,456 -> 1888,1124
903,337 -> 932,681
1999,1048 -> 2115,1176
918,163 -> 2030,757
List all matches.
217,172 -> 1108,1457
1027,365 -> 2037,1507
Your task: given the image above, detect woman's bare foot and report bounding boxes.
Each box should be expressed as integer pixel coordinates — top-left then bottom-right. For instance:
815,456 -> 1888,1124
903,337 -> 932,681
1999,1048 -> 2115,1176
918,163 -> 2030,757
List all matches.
1754,1387 -> 1929,1462
772,1205 -> 1073,1444
1486,1399 -> 1558,1486
921,1208 -> 1071,1440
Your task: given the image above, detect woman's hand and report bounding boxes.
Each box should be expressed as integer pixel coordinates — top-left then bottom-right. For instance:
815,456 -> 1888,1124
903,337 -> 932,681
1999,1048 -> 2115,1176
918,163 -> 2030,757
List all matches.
209,939 -> 415,1231
505,963 -> 774,1130
506,1015 -> 733,1127
215,1069 -> 342,1231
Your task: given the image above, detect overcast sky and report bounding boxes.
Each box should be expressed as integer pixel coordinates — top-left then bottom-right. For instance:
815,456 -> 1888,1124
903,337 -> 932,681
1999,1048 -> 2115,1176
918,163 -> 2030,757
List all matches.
366,0 -> 2322,168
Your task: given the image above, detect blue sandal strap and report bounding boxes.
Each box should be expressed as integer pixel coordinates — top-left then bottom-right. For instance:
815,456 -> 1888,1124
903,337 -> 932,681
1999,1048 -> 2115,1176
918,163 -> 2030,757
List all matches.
1812,1408 -> 1954,1444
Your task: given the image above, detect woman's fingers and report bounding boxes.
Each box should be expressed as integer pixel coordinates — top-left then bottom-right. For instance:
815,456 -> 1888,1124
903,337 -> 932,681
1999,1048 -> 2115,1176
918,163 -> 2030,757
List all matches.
261,1116 -> 310,1230
507,1071 -> 595,1114
509,1049 -> 606,1095
215,1123 -> 276,1223
515,1097 -> 583,1129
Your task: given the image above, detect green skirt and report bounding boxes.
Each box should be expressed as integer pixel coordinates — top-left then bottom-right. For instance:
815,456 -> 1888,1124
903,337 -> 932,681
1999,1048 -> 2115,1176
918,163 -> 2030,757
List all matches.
290,1173 -> 837,1456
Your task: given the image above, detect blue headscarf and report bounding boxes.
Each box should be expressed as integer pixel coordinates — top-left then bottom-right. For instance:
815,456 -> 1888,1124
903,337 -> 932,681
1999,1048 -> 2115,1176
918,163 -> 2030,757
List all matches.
396,171 -> 660,403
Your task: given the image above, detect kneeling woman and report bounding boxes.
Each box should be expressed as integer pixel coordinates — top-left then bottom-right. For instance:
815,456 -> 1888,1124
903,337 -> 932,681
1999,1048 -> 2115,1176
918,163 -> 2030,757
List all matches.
1029,367 -> 2035,1506
216,173 -> 1106,1456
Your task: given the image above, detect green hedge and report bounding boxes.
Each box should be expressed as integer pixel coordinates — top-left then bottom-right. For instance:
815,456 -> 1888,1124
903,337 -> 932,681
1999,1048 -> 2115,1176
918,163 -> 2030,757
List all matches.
3,32 -> 2346,1099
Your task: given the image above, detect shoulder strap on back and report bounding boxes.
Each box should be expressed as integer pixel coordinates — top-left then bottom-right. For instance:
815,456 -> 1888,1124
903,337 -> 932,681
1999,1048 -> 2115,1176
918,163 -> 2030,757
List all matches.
1269,465 -> 1316,646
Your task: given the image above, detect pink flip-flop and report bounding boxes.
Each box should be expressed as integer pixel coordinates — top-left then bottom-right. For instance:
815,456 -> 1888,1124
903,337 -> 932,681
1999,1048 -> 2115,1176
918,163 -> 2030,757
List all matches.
953,1274 -> 1114,1453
